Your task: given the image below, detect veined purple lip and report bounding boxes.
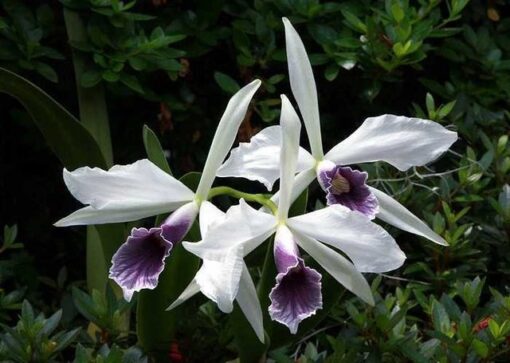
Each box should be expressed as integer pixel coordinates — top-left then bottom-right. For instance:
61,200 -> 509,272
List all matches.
109,202 -> 198,301
317,161 -> 379,219
268,227 -> 322,334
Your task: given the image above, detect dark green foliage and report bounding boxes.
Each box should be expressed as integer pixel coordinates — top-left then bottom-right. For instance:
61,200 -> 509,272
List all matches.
1,0 -> 510,361
0,0 -> 64,82
0,301 -> 80,362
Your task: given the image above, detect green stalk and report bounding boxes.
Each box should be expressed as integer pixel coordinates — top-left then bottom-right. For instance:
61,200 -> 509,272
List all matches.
208,186 -> 278,214
63,9 -> 113,166
63,8 -> 115,292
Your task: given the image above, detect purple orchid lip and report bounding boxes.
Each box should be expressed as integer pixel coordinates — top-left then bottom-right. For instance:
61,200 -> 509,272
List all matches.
317,160 -> 379,219
109,202 -> 199,301
109,226 -> 173,302
269,227 -> 323,334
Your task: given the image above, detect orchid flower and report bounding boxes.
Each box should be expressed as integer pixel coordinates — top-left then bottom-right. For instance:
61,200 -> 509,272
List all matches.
217,18 -> 458,245
55,80 -> 261,301
183,95 -> 405,334
166,201 -> 265,343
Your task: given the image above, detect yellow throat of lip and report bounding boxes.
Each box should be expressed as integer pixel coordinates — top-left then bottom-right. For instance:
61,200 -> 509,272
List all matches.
331,174 -> 351,194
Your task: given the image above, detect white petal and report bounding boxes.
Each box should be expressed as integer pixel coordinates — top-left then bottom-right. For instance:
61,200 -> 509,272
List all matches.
369,186 -> 447,246
183,201 -> 276,308
217,126 -> 314,190
278,95 -> 303,220
199,201 -> 226,237
288,205 -> 406,273
183,199 -> 277,261
195,80 -> 261,199
55,206 -> 172,227
283,18 -> 324,159
236,264 -> 265,343
294,231 -> 374,305
269,167 -> 317,207
55,159 -> 194,226
195,248 -> 244,313
325,115 -> 458,171
166,278 -> 201,311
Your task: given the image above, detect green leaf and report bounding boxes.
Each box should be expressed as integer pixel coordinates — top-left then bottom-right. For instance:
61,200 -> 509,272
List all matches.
431,300 -> 451,335
214,71 -> 240,94
0,67 -> 106,169
35,62 -> 58,82
80,70 -> 102,88
425,93 -> 435,114
438,100 -> 456,118
471,339 -> 488,358
324,63 -> 339,81
391,3 -> 405,22
341,9 -> 367,33
143,125 -> 172,175
120,74 -> 143,93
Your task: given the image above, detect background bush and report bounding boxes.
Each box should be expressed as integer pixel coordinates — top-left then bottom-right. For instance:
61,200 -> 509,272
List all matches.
1,0 -> 509,361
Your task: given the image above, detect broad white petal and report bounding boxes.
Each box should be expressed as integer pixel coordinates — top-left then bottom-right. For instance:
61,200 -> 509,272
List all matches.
217,126 -> 314,190
288,205 -> 406,273
283,18 -> 324,159
183,201 -> 275,309
56,159 -> 194,226
325,115 -> 458,171
199,201 -> 226,237
294,232 -> 374,305
183,199 -> 277,261
236,264 -> 265,343
269,167 -> 317,207
278,95 -> 302,220
369,187 -> 447,246
195,248 -> 244,313
195,80 -> 261,199
166,278 -> 201,311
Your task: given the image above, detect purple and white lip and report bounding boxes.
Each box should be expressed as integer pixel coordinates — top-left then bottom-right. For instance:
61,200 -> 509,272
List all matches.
109,201 -> 198,301
317,160 -> 379,219
268,226 -> 322,334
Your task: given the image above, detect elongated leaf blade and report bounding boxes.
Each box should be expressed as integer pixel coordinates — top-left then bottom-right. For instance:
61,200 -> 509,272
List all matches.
143,125 -> 172,175
0,67 -> 106,169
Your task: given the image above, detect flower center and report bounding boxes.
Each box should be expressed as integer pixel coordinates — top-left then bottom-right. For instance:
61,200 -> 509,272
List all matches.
330,172 -> 351,194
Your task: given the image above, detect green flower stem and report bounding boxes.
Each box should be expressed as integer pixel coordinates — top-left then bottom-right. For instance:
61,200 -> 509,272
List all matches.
208,186 -> 278,215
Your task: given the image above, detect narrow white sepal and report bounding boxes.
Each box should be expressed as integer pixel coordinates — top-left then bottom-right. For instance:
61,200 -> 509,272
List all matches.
236,264 -> 265,343
166,279 -> 201,311
278,95 -> 302,220
283,17 -> 324,159
195,79 -> 262,200
369,186 -> 448,246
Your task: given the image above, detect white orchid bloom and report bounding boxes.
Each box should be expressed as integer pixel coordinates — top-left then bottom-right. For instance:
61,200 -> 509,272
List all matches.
166,201 -> 265,343
217,18 -> 457,246
55,80 -> 261,301
183,95 -> 404,334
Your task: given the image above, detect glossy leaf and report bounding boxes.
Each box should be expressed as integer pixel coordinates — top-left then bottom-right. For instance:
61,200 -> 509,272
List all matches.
143,125 -> 172,175
0,67 -> 106,170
